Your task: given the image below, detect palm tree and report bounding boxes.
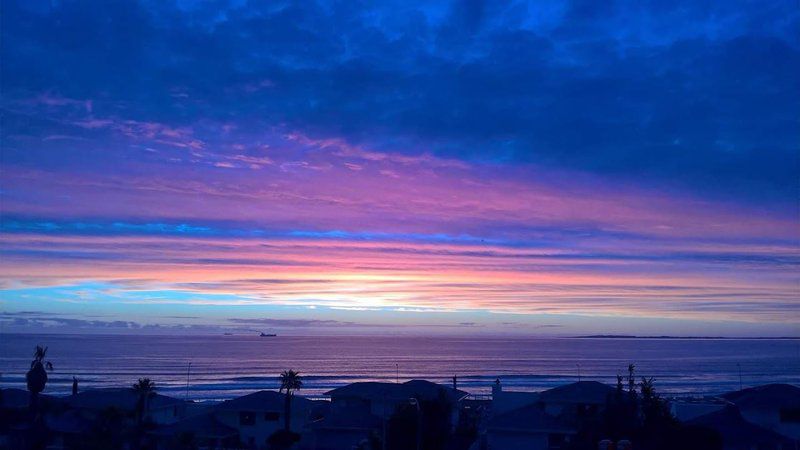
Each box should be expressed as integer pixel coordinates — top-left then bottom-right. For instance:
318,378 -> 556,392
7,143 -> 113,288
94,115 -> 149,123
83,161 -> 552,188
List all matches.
26,345 -> 53,415
627,364 -> 636,398
132,378 -> 156,425
278,370 -> 303,431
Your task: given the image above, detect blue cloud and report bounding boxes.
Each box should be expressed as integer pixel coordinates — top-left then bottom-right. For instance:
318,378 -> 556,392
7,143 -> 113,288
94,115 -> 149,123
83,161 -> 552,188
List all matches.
1,0 -> 797,205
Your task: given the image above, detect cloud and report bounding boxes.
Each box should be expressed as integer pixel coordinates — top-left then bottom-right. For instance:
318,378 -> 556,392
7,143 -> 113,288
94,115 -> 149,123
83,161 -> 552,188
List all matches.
0,311 -> 142,329
1,0 -> 796,204
0,0 -> 797,333
226,317 -> 357,327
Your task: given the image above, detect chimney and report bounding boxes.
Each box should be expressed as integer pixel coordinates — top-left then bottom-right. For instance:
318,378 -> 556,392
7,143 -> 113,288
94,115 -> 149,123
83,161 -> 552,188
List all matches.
453,375 -> 458,391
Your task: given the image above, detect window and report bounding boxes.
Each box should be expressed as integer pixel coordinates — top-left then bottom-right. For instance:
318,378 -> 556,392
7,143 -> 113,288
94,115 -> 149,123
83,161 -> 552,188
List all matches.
780,408 -> 800,423
239,411 -> 256,426
264,411 -> 280,421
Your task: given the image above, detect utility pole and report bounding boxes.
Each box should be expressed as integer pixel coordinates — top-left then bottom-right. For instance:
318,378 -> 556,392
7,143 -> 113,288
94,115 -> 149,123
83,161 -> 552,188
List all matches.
185,362 -> 191,400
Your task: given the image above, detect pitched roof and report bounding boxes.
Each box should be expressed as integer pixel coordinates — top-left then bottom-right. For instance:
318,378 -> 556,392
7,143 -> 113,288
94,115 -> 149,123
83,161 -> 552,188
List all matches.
215,390 -> 313,412
539,381 -> 615,405
150,413 -> 238,439
68,388 -> 184,411
0,388 -> 32,409
325,380 -> 468,403
0,388 -> 61,409
722,383 -> 800,410
488,403 -> 574,434
689,406 -> 793,447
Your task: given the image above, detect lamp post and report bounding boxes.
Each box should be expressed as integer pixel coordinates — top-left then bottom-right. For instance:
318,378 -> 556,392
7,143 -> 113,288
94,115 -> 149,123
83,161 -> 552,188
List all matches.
185,362 -> 191,400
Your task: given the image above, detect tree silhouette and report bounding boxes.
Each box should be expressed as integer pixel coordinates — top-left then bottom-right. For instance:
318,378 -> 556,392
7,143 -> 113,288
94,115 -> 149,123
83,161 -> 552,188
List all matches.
132,378 -> 157,425
278,370 -> 303,432
639,377 -> 673,429
627,364 -> 636,398
26,345 -> 53,415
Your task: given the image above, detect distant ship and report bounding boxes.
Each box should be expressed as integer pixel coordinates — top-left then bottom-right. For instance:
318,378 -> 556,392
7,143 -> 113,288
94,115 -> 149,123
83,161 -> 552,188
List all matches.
259,332 -> 277,337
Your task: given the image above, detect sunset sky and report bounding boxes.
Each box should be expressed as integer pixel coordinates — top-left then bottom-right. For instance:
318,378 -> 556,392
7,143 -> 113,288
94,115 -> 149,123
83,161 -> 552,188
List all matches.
1,0 -> 798,336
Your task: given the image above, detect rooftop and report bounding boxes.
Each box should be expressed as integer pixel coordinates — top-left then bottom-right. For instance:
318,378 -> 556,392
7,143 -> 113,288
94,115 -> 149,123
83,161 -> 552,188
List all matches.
68,388 -> 184,411
215,390 -> 313,413
689,406 -> 793,447
539,381 -> 615,405
1,388 -> 61,410
325,379 -> 468,403
722,383 -> 800,410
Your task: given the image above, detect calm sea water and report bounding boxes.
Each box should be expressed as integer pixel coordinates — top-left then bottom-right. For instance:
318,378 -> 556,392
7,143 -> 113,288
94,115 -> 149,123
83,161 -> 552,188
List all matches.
1,334 -> 798,401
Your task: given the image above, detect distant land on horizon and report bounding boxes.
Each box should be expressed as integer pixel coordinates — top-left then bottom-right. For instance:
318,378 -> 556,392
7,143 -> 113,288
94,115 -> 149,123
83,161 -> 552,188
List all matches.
574,335 -> 800,340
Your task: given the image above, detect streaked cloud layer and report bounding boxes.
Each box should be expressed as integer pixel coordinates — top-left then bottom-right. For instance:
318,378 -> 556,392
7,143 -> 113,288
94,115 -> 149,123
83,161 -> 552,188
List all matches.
1,0 -> 798,335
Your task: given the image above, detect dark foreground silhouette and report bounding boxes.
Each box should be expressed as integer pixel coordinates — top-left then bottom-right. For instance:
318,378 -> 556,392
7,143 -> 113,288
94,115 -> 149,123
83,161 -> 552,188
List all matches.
1,345 -> 797,450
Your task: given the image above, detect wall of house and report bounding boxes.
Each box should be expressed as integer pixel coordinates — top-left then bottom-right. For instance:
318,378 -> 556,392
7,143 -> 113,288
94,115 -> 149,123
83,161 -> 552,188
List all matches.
216,410 -> 282,449
148,404 -> 185,425
543,403 -> 566,417
333,394 -> 460,433
372,396 -> 459,431
450,406 -> 460,432
332,395 -> 403,420
492,385 -> 539,416
487,430 -> 549,450
215,408 -> 309,449
311,428 -> 373,450
544,401 -> 605,420
369,397 -> 404,419
739,408 -> 800,440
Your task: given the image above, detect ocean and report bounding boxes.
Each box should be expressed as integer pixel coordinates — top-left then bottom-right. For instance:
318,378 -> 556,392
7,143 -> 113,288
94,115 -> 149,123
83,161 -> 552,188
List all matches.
1,334 -> 798,401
